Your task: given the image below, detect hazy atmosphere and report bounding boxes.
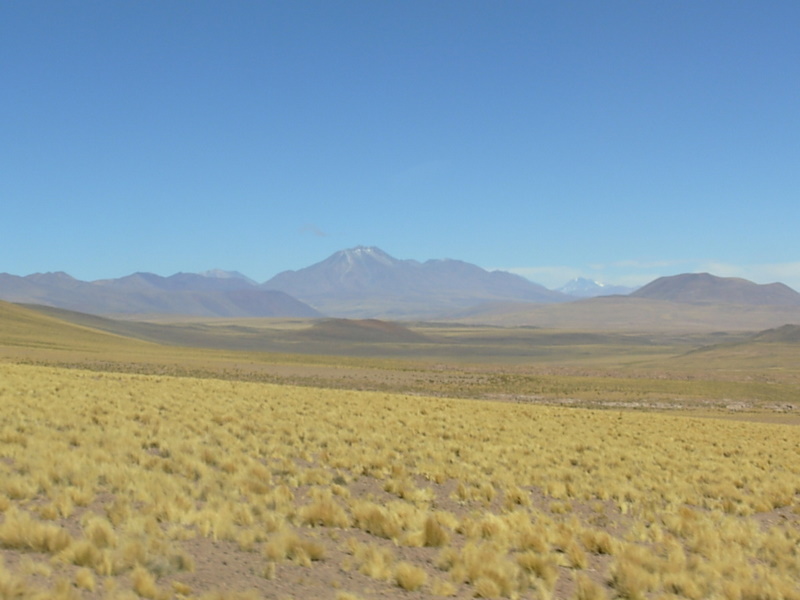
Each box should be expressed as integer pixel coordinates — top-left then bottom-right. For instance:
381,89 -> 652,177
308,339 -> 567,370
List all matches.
2,2 -> 798,290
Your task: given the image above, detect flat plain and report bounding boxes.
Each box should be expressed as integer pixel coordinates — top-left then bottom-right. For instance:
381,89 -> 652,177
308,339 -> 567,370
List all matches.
1,301 -> 799,599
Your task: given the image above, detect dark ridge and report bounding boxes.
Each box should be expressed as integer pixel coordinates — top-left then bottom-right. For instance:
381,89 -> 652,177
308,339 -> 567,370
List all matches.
300,318 -> 430,343
750,324 -> 800,343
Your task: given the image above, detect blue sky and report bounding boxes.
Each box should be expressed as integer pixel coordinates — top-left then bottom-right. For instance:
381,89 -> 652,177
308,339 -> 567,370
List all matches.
2,1 -> 799,290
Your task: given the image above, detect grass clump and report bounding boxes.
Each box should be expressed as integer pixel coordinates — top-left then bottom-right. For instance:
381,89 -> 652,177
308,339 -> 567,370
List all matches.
299,488 -> 350,528
394,561 -> 428,591
263,527 -> 325,565
0,508 -> 72,553
573,573 -> 608,600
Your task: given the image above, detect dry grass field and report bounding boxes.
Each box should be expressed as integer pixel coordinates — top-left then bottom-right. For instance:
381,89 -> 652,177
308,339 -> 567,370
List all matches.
2,301 -> 800,598
2,361 -> 800,599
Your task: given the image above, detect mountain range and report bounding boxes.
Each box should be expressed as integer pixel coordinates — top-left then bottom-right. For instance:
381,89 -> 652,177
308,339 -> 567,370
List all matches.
557,277 -> 635,298
2,247 -> 799,320
262,246 -> 570,317
0,271 -> 320,318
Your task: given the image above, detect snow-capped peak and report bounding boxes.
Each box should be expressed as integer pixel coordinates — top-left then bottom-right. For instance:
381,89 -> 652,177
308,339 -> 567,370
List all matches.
337,246 -> 397,267
558,277 -> 635,298
559,277 -> 604,293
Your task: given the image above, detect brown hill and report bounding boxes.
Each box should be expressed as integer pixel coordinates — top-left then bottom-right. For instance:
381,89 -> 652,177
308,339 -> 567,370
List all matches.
300,319 -> 430,343
449,296 -> 800,332
630,273 -> 800,306
750,324 -> 800,343
671,322 -> 800,371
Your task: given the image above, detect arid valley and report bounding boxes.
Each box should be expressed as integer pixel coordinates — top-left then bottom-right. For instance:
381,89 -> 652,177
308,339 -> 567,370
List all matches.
2,290 -> 800,599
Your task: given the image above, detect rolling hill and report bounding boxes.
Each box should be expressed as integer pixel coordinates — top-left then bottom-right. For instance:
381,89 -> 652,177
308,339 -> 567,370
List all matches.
749,323 -> 800,343
0,300 -> 156,352
450,295 -> 800,332
299,318 -> 431,343
666,322 -> 800,371
630,273 -> 800,306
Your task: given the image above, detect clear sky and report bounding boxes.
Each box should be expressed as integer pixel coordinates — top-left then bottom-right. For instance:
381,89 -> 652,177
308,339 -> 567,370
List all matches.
3,1 -> 799,290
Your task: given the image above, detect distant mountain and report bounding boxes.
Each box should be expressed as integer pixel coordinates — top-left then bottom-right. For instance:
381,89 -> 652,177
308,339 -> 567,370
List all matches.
94,271 -> 256,292
7,257 -> 799,323
200,269 -> 258,285
0,271 -> 320,318
262,246 -> 570,318
558,277 -> 635,298
630,273 -> 800,306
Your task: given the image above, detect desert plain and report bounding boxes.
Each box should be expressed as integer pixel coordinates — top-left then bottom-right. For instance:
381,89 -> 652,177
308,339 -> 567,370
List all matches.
1,300 -> 799,599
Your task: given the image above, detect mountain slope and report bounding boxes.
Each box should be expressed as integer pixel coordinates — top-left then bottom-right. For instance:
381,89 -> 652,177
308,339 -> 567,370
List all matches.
630,273 -> 800,306
262,246 -> 569,317
0,272 -> 321,318
0,300 -> 156,351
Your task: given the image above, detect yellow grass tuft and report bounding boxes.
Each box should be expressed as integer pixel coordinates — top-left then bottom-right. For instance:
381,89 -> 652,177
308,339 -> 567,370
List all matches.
63,539 -> 105,570
422,513 -> 452,547
335,592 -> 365,600
171,581 -> 192,595
449,542 -> 522,598
263,527 -> 325,565
0,560 -> 30,599
351,501 -> 403,540
580,528 -> 615,555
566,539 -> 589,569
84,515 -> 118,549
608,547 -> 658,600
573,573 -> 608,600
131,565 -> 160,599
74,567 -> 96,591
517,551 -> 559,589
348,540 -> 396,580
431,578 -> 458,596
0,508 -> 72,553
474,576 -> 502,598
299,488 -> 350,528
394,561 -> 428,591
